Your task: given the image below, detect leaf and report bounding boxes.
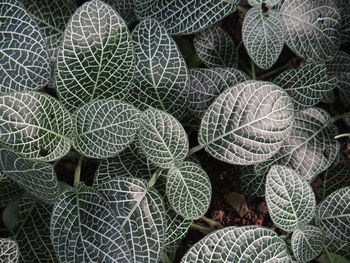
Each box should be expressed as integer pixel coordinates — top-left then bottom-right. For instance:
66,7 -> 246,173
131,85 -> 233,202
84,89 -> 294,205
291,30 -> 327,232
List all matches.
166,161 -> 211,219
56,0 -> 134,112
73,99 -> 140,159
248,0 -> 281,6
335,0 -> 350,43
0,173 -> 23,207
315,187 -> 350,242
242,6 -> 284,69
102,0 -> 137,24
239,166 -> 266,197
133,0 -> 238,35
139,108 -> 188,168
180,226 -> 291,262
0,148 -> 59,203
0,238 -> 19,263
51,184 -> 130,262
97,177 -> 165,263
194,25 -> 238,68
266,165 -> 316,232
0,0 -> 50,94
0,91 -> 73,162
324,238 -> 350,259
317,253 -> 350,263
127,19 -> 188,119
274,63 -> 337,110
291,225 -> 324,262
198,80 -> 294,165
280,0 -> 340,62
224,192 -> 249,217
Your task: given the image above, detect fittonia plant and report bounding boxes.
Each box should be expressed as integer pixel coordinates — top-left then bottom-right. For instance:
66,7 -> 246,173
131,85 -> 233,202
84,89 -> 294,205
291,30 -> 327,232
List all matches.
0,0 -> 349,262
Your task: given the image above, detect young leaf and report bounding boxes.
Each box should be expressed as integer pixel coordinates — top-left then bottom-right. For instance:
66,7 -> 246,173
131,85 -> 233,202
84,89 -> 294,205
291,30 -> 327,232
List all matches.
139,109 -> 188,168
166,161 -> 211,220
242,7 -> 284,69
181,226 -> 291,262
266,165 -> 316,232
102,0 -> 137,25
239,166 -> 266,197
0,0 -> 50,94
133,0 -> 239,35
315,187 -> 350,242
0,92 -> 73,162
0,173 -> 23,207
0,238 -> 19,263
280,0 -> 340,62
194,25 -> 238,68
198,81 -> 294,165
56,0 -> 134,112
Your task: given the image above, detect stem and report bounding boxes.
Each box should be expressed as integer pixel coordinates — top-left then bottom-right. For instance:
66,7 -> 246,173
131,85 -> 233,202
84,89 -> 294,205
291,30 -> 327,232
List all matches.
335,133 -> 350,139
329,112 -> 350,123
188,144 -> 205,156
160,252 -> 172,263
190,223 -> 215,235
258,61 -> 292,80
201,216 -> 224,229
148,169 -> 162,188
239,59 -> 252,76
74,155 -> 83,186
237,5 -> 248,13
323,245 -> 335,263
251,60 -> 256,80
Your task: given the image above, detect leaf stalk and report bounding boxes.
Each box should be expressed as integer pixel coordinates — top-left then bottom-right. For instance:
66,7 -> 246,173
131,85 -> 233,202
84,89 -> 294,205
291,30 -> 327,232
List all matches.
74,155 -> 83,186
190,223 -> 215,235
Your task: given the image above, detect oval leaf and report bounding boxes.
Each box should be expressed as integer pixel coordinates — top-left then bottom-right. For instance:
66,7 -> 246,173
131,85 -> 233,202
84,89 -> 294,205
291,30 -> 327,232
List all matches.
102,0 -> 136,24
0,238 -> 19,263
0,174 -> 22,207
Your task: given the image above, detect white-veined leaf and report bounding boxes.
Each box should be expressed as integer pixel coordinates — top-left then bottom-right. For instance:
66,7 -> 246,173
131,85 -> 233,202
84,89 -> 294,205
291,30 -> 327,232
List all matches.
127,19 -> 188,119
242,6 -> 284,69
0,238 -> 19,263
317,253 -> 350,263
73,99 -> 140,159
291,225 -> 324,262
181,225 -> 291,262
0,91 -> 73,161
194,25 -> 238,68
324,238 -> 350,260
266,165 -> 316,232
274,63 -> 337,111
0,173 -> 23,207
315,187 -> 350,242
133,0 -> 239,35
336,0 -> 350,43
97,177 -> 165,263
102,0 -> 136,24
51,184 -> 130,262
0,0 -> 50,94
248,0 -> 281,7
239,166 -> 266,197
56,0 -> 134,112
139,109 -> 188,168
280,0 -> 340,62
166,161 -> 211,220
198,80 -> 294,165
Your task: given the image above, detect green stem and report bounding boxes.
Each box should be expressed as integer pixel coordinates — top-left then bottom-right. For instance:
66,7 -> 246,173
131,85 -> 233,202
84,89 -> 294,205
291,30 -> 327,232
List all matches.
201,216 -> 224,229
160,252 -> 172,263
74,155 -> 83,186
329,112 -> 350,123
148,169 -> 162,188
323,245 -> 335,263
237,5 -> 248,13
190,223 -> 215,235
251,60 -> 256,80
239,59 -> 252,76
188,144 -> 205,156
258,61 -> 292,80
335,133 -> 350,139
53,151 -> 80,168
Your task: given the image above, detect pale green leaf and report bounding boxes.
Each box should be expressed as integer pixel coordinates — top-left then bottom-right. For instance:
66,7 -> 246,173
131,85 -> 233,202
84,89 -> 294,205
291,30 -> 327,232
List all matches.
0,173 -> 23,207
102,0 -> 136,24
239,166 -> 266,197
0,238 -> 19,263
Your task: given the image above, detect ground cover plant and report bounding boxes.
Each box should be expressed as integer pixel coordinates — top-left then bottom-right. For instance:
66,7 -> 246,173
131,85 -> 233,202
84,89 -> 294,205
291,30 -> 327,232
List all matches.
0,0 -> 350,262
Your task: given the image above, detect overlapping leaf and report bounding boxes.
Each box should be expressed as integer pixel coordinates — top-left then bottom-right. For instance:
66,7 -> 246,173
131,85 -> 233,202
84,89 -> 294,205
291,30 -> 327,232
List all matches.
336,0 -> 350,43
0,173 -> 22,207
324,238 -> 350,259
280,0 -> 340,62
248,0 -> 281,6
0,238 -> 19,263
0,0 -> 50,94
102,0 -> 136,24
181,226 -> 291,262
0,92 -> 73,161
315,187 -> 350,242
242,7 -> 284,69
56,0 -> 134,112
198,81 -> 294,165
133,0 -> 239,35
239,166 -> 266,197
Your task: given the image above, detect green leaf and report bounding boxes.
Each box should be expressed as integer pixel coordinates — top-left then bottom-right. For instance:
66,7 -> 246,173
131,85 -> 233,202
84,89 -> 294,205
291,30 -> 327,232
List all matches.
0,238 -> 19,263
139,108 -> 188,168
280,0 -> 340,62
73,99 -> 140,159
133,0 -> 238,35
274,63 -> 337,111
166,161 -> 211,220
317,253 -> 350,263
0,173 -> 23,207
336,0 -> 350,43
194,25 -> 238,68
127,19 -> 188,119
242,6 -> 284,69
291,225 -> 324,262
0,0 -> 50,94
198,80 -> 294,165
324,238 -> 350,259
239,166 -> 266,197
102,0 -> 137,24
0,91 -> 73,162
266,165 -> 316,232
180,226 -> 291,262
315,187 -> 350,242
248,0 -> 281,6
56,0 -> 134,112
51,184 -> 130,262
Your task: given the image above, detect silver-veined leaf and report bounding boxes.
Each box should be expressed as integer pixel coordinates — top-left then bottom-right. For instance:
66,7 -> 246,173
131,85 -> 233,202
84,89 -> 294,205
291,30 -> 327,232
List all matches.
181,225 -> 291,262
274,63 -> 337,111
0,91 -> 73,162
139,109 -> 188,168
198,80 -> 294,165
0,238 -> 19,263
239,166 -> 266,197
0,173 -> 22,207
280,0 -> 340,62
0,0 -> 50,94
133,0 -> 239,35
194,25 -> 238,68
266,165 -> 316,232
291,225 -> 324,262
128,19 -> 188,119
166,161 -> 211,220
97,177 -> 165,263
102,0 -> 136,24
324,238 -> 350,260
248,0 -> 281,7
315,187 -> 350,242
336,0 -> 350,43
56,0 -> 134,112
73,99 -> 140,159
242,7 -> 284,69
51,184 -> 130,262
